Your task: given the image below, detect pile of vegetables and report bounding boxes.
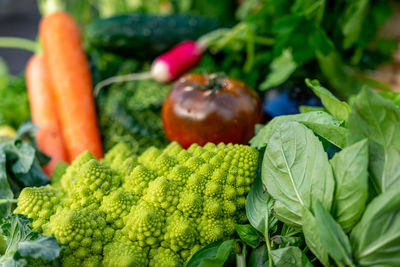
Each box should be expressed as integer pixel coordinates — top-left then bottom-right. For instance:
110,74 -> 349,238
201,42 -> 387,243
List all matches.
1,0 -> 400,266
14,141 -> 258,266
195,81 -> 400,266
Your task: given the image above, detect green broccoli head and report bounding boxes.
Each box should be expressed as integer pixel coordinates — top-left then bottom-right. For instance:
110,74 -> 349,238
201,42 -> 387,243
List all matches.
15,142 -> 258,266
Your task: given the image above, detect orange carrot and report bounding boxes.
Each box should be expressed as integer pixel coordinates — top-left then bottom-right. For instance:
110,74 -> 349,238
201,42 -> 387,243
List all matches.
26,54 -> 68,175
39,12 -> 103,161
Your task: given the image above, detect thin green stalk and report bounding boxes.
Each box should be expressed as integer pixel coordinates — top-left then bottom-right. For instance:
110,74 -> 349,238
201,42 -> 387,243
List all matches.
0,37 -> 39,53
236,244 -> 247,267
0,199 -> 17,205
265,213 -> 273,267
244,27 -> 255,73
254,36 -> 275,46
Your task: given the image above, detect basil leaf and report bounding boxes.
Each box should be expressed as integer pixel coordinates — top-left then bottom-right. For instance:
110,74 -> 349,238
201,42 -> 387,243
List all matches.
250,111 -> 341,149
302,207 -> 329,266
270,246 -> 313,267
351,188 -> 400,266
299,105 -> 326,113
314,201 -> 354,266
262,121 -> 334,227
186,239 -> 238,267
301,121 -> 348,149
235,224 -> 261,248
330,139 -> 369,232
305,79 -> 351,123
245,175 -> 277,233
348,88 -> 400,193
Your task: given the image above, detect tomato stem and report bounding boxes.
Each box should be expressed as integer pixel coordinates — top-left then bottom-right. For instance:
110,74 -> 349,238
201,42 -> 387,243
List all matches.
195,73 -> 227,94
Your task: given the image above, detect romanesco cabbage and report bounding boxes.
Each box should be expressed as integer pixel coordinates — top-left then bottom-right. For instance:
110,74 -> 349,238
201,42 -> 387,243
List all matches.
16,142 -> 258,266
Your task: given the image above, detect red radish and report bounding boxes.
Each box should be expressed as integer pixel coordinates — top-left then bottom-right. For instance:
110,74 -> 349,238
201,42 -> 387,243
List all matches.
151,41 -> 205,83
26,54 -> 69,175
94,41 -> 205,94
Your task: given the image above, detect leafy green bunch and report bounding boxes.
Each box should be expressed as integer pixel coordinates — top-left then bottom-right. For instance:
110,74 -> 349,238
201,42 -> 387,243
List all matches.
0,59 -> 30,129
190,80 -> 400,266
91,51 -> 169,154
199,0 -> 397,97
0,124 -> 61,266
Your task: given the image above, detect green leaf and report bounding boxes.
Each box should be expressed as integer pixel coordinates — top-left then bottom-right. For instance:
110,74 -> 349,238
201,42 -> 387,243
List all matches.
330,139 -> 369,232
351,188 -> 400,266
270,246 -> 313,267
314,201 -> 354,266
272,15 -> 302,34
348,88 -> 400,193
186,239 -> 238,267
316,51 -> 360,98
302,207 -> 329,266
341,0 -> 369,49
379,91 -> 400,109
17,235 -> 60,260
261,121 -> 335,227
235,224 -> 261,248
299,105 -> 326,113
248,244 -> 268,267
245,175 -> 278,234
260,50 -> 297,90
0,150 -> 13,217
301,121 -> 348,149
305,79 -> 351,123
310,25 -> 333,55
0,214 -> 61,266
250,111 -> 341,149
5,141 -> 35,174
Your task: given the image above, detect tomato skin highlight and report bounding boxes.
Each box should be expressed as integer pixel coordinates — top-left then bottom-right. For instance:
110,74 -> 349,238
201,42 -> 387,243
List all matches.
162,73 -> 263,148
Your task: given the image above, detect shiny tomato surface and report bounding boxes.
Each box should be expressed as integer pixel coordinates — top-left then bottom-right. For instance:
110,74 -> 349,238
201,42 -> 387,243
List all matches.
162,73 -> 263,148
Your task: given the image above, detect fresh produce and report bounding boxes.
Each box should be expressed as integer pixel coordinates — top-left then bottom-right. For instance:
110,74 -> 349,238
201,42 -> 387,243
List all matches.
40,11 -> 103,161
162,73 -> 263,148
0,123 -> 50,218
26,54 -> 68,175
85,13 -> 219,60
198,0 -> 397,97
14,141 -> 259,266
0,59 -> 30,129
96,70 -> 170,154
0,214 -> 61,266
192,81 -> 400,266
151,41 -> 204,83
93,40 -> 205,94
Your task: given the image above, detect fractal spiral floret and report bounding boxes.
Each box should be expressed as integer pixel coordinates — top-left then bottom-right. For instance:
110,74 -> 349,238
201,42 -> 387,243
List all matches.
15,142 -> 258,267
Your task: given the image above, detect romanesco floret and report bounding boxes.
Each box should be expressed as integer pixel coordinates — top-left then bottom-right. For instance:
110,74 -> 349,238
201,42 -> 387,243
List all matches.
61,151 -> 95,192
123,201 -> 165,247
15,142 -> 258,266
103,234 -> 148,267
149,247 -> 182,267
70,159 -> 120,206
14,185 -> 59,232
100,189 -> 136,228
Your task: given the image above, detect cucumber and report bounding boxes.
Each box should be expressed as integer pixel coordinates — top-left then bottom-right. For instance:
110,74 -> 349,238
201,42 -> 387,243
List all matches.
86,13 -> 220,60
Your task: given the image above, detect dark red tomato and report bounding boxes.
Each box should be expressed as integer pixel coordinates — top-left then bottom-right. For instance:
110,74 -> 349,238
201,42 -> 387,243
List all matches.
162,73 -> 263,148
